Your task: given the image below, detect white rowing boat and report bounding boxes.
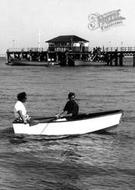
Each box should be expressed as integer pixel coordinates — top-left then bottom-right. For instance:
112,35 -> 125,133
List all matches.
12,110 -> 123,136
13,110 -> 123,136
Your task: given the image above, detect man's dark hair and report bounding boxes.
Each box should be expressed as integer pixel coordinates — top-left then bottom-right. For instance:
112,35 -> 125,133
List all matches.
68,92 -> 75,99
17,92 -> 27,101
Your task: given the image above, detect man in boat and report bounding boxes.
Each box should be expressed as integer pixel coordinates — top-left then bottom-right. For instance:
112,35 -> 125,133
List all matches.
56,92 -> 79,119
14,92 -> 31,124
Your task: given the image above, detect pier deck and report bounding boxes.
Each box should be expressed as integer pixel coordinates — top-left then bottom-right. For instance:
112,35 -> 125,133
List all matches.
6,48 -> 135,67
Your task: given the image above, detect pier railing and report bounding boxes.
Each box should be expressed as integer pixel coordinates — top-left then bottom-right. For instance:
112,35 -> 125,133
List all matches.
90,47 -> 135,52
7,48 -> 47,52
7,47 -> 135,53
105,47 -> 135,52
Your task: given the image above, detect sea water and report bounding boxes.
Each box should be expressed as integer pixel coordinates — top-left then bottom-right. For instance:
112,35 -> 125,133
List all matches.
0,58 -> 135,190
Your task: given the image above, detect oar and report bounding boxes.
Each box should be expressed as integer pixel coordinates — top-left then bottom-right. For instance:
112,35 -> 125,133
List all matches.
29,116 -> 57,126
32,116 -> 57,121
37,117 -> 57,123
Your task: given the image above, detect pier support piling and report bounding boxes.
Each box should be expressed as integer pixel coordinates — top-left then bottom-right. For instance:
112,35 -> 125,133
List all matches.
119,53 -> 123,66
133,54 -> 135,67
114,51 -> 118,66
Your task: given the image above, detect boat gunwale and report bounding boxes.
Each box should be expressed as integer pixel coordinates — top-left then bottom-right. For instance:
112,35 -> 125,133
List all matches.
13,109 -> 123,124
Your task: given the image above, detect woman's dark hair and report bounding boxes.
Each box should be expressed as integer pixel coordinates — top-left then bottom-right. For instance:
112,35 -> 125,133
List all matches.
68,92 -> 75,99
17,92 -> 27,101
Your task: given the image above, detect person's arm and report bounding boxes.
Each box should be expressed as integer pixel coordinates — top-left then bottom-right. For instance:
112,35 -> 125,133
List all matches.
56,110 -> 73,119
56,102 -> 72,118
56,111 -> 66,118
17,110 -> 27,124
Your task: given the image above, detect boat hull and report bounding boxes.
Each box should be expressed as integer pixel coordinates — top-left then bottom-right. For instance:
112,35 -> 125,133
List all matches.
74,60 -> 106,66
6,60 -> 58,66
12,110 -> 123,136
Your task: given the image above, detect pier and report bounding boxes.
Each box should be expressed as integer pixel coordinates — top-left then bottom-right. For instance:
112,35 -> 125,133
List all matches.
6,35 -> 90,66
6,48 -> 135,67
6,35 -> 135,67
104,48 -> 135,67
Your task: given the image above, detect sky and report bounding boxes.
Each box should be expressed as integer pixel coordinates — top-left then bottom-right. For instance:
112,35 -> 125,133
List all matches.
0,0 -> 135,54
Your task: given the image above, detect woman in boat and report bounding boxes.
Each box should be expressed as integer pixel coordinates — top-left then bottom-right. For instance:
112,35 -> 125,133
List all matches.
14,92 -> 31,124
56,92 -> 79,119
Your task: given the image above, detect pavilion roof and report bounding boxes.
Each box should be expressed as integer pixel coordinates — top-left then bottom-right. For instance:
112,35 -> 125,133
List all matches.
46,35 -> 89,43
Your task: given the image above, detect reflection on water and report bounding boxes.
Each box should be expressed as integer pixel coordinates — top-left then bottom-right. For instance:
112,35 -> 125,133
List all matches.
0,59 -> 135,189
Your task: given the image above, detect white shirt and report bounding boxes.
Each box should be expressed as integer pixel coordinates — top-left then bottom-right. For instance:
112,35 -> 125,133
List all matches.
14,101 -> 27,119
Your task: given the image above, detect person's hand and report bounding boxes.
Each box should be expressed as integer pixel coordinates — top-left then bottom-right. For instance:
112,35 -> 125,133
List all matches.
26,115 -> 31,120
55,114 -> 60,119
